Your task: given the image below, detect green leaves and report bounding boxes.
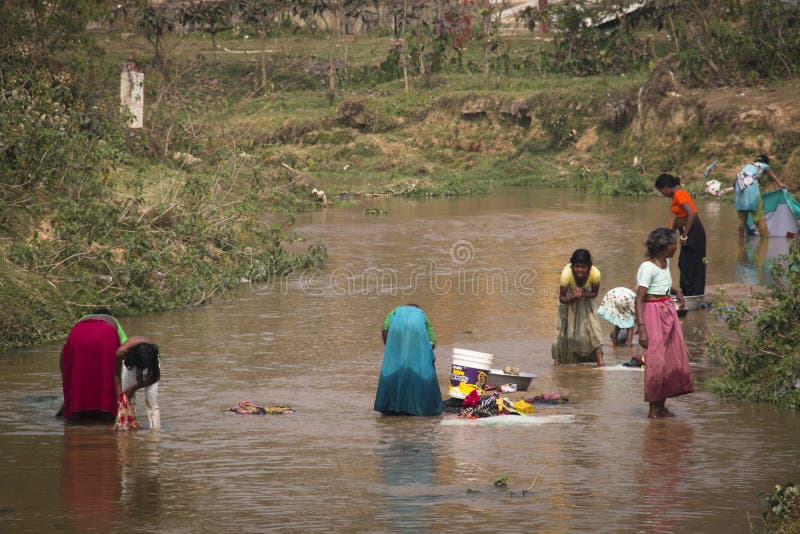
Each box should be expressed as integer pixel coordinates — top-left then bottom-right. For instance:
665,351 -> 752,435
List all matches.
706,239 -> 800,409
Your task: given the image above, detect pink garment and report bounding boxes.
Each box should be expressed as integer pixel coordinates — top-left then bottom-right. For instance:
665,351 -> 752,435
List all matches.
61,319 -> 121,419
642,299 -> 694,402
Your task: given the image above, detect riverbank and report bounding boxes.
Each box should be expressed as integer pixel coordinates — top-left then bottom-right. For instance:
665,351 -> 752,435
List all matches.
3,27 -> 800,351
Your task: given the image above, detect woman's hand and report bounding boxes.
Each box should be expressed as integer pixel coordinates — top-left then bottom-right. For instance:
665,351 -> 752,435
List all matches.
639,331 -> 648,349
675,290 -> 686,309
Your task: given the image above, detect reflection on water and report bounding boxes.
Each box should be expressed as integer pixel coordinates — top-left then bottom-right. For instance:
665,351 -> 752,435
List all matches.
637,420 -> 695,532
1,188 -> 799,532
61,426 -> 121,531
735,236 -> 792,286
375,418 -> 438,532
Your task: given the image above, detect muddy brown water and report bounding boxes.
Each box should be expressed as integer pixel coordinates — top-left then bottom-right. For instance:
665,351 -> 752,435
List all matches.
1,188 -> 798,533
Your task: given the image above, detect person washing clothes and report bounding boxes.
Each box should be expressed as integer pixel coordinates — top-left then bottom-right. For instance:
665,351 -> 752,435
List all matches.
655,173 -> 706,297
735,154 -> 787,238
598,287 -> 637,347
374,304 -> 443,416
551,249 -> 605,367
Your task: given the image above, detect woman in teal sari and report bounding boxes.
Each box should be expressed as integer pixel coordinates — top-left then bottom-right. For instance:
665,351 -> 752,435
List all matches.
374,305 -> 444,416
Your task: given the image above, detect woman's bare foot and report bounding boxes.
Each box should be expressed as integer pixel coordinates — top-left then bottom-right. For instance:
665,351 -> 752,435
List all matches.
648,402 -> 674,418
595,352 -> 605,367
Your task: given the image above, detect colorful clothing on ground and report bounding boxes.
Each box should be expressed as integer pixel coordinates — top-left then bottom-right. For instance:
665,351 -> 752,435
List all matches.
551,286 -> 604,364
597,287 -> 636,329
375,305 -> 443,416
638,262 -> 694,403
60,318 -> 121,419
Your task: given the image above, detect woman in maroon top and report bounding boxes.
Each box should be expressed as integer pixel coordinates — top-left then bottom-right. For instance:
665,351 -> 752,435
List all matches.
655,173 -> 706,297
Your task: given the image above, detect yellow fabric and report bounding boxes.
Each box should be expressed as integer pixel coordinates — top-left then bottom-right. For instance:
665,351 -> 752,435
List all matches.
560,264 -> 601,289
512,399 -> 535,414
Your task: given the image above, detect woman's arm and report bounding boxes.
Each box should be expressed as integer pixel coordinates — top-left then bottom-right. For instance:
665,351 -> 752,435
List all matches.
679,203 -> 696,243
115,336 -> 152,397
766,167 -> 786,189
582,282 -> 600,299
673,286 -> 685,309
635,285 -> 648,348
558,285 -> 573,304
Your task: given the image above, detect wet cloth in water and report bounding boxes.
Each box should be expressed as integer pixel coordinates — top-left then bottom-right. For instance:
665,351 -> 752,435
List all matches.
374,305 -> 444,416
551,287 -> 604,364
526,393 -> 569,405
112,393 -> 140,431
598,287 -> 636,329
642,299 -> 694,402
227,401 -> 294,415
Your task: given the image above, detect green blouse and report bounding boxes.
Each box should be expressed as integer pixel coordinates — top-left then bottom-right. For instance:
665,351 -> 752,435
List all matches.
382,307 -> 436,344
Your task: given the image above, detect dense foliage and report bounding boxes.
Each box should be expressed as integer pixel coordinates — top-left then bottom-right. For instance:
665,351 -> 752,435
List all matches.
92,0 -> 800,85
0,0 -> 327,350
649,0 -> 800,86
706,238 -> 800,409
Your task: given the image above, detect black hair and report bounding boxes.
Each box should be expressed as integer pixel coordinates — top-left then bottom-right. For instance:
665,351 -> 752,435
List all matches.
755,154 -> 770,164
654,173 -> 680,189
569,248 -> 593,266
124,342 -> 161,387
645,227 -> 677,258
92,307 -> 114,316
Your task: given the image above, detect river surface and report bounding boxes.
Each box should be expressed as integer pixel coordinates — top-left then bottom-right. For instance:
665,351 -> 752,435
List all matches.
1,187 -> 798,533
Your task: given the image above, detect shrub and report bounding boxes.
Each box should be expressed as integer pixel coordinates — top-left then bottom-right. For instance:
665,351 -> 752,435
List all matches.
706,238 -> 800,409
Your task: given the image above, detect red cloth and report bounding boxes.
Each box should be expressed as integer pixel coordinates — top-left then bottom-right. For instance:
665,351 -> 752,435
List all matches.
61,319 -> 121,419
112,393 -> 140,431
462,389 -> 482,408
642,300 -> 694,402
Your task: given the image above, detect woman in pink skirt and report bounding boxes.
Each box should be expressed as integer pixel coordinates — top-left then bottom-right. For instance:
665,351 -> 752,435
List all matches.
634,228 -> 694,418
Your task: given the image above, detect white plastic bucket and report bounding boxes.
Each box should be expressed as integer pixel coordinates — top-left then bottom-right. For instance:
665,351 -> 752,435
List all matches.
449,348 -> 493,399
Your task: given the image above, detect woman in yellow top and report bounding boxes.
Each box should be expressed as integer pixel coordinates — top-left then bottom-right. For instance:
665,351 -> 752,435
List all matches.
655,173 -> 706,297
551,249 -> 605,367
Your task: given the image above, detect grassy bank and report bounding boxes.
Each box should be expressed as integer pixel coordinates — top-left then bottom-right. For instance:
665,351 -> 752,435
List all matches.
3,18 -> 800,351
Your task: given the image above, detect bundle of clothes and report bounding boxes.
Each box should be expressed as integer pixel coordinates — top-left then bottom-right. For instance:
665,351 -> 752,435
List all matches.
442,390 -> 532,418
443,390 -> 570,418
622,355 -> 645,368
226,401 -> 295,415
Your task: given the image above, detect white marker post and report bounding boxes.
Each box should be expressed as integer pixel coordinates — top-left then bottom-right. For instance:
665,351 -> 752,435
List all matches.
120,60 -> 144,128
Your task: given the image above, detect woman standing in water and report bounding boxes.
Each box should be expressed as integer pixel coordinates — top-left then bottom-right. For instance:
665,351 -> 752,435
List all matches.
655,173 -> 706,297
60,309 -> 160,427
635,228 -> 694,418
374,304 -> 443,416
551,249 -> 605,367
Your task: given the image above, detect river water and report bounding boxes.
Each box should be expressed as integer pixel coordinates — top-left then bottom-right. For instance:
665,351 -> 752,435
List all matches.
1,187 -> 798,533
